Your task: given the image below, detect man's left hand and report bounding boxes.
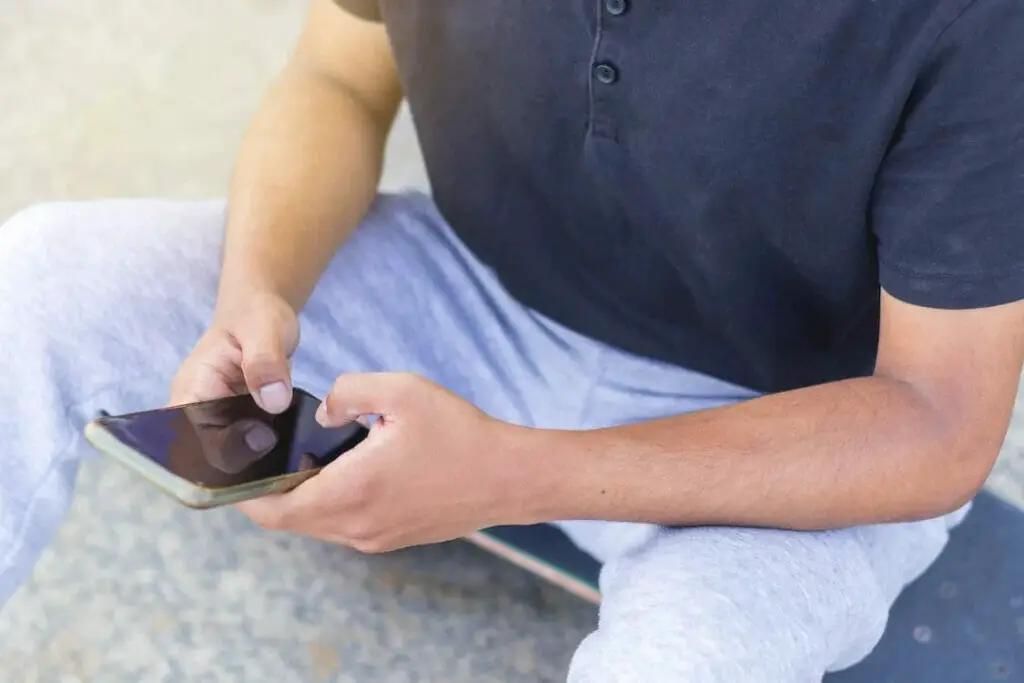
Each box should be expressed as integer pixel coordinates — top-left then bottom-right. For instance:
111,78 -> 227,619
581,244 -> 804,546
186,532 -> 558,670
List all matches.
236,372 -> 539,553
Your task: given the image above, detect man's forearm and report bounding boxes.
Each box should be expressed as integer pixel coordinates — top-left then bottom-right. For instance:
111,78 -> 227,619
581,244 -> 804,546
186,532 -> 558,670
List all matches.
523,376 -> 1005,530
217,63 -> 393,313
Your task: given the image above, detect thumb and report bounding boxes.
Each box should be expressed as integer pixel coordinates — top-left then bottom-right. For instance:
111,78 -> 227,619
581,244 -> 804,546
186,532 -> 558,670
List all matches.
317,372 -> 426,427
239,325 -> 293,414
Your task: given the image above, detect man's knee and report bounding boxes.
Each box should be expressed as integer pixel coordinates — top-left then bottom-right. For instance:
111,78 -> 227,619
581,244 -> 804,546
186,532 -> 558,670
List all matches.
0,200 -> 216,363
565,525 -> 895,682
567,615 -> 832,683
0,201 -> 126,290
2,201 -> 73,233
1,198 -> 222,308
1,198 -> 225,273
0,203 -> 85,316
1,202 -> 77,262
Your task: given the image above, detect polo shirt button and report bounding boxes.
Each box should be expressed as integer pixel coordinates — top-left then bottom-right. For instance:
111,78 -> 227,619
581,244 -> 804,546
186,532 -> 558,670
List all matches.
606,0 -> 627,15
594,62 -> 618,84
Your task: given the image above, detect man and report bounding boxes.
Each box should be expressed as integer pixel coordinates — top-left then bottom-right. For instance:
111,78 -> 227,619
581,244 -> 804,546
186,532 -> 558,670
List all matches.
1,0 -> 1021,679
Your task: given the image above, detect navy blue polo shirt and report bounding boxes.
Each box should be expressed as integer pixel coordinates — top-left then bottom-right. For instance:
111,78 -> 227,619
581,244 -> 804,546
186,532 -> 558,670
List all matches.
340,0 -> 1024,394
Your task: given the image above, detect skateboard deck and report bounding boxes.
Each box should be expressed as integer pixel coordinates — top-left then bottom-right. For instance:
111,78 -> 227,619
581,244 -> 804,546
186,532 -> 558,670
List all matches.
465,524 -> 601,604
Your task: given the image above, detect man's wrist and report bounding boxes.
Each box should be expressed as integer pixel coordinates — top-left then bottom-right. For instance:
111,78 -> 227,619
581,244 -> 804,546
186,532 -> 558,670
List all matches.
496,424 -> 591,525
215,265 -> 294,316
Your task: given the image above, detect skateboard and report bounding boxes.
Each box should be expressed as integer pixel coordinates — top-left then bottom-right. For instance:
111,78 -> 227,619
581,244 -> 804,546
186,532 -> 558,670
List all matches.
465,524 -> 601,604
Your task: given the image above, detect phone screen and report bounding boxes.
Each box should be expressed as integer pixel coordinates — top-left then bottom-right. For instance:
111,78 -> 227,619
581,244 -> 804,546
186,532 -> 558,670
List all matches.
96,390 -> 368,489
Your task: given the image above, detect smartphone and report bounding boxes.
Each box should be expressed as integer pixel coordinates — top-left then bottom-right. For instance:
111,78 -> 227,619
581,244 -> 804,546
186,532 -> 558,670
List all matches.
84,388 -> 369,509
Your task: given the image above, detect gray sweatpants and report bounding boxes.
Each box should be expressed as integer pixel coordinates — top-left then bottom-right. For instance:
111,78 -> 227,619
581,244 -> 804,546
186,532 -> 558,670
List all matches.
0,193 -> 967,681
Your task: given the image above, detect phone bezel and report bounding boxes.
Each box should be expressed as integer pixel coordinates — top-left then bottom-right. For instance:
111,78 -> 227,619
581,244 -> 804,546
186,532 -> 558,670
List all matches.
83,389 -> 326,509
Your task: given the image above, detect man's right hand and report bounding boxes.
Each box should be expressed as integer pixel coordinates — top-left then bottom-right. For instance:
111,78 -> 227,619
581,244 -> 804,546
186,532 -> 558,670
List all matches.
169,292 -> 299,414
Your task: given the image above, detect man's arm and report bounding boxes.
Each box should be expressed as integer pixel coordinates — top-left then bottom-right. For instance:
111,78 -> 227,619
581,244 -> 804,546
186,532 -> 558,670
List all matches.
528,293 -> 1024,530
217,0 -> 401,313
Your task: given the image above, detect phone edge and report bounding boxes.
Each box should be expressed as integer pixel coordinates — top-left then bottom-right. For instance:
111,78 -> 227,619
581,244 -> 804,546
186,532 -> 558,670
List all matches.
84,421 -> 216,507
83,421 -> 320,509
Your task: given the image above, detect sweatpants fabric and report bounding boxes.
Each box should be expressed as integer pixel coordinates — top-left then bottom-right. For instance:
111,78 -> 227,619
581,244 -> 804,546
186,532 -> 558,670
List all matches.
0,193 -> 968,681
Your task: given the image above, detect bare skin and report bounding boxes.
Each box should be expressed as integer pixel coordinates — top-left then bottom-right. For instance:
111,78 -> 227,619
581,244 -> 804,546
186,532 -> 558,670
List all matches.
168,1 -> 1024,553
238,295 -> 1023,552
170,2 -> 402,412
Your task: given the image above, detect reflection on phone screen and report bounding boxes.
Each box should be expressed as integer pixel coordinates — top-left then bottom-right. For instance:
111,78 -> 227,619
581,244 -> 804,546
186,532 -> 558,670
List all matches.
98,391 -> 368,488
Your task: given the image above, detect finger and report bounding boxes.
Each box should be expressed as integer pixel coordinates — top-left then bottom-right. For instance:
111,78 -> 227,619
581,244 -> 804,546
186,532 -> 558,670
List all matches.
235,468 -> 334,532
316,372 -> 424,426
236,442 -> 378,539
235,492 -> 294,530
238,326 -> 293,414
168,368 -> 235,407
185,394 -> 237,427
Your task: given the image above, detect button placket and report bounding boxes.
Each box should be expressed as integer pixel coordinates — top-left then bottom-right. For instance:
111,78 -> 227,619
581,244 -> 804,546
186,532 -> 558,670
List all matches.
587,0 -> 627,140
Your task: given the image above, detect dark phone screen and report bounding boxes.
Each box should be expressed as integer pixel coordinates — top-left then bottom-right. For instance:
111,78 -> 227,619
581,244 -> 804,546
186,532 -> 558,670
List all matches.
97,391 -> 368,489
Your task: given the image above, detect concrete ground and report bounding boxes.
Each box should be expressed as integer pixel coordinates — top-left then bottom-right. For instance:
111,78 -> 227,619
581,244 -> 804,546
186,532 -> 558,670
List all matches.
1,1 -> 1021,681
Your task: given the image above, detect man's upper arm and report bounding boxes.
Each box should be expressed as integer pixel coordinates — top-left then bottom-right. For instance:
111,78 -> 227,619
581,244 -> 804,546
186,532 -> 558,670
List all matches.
289,0 -> 401,125
875,292 -> 1023,477
868,0 -> 1023,472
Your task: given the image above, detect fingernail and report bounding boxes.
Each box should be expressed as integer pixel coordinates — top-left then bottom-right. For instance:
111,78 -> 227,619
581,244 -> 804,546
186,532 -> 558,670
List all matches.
315,401 -> 328,426
258,382 -> 291,413
243,423 -> 277,453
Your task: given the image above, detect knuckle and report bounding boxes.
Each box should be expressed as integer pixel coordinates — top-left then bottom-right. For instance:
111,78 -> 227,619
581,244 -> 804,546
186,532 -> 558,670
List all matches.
240,353 -> 283,380
389,372 -> 426,404
323,378 -> 349,412
351,536 -> 389,554
252,506 -> 291,531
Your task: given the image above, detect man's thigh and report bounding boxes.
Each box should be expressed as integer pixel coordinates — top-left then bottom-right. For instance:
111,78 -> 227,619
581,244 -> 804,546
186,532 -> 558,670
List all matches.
564,510 -> 965,682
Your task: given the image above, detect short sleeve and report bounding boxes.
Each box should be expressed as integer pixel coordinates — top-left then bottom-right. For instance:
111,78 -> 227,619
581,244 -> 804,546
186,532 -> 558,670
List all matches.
871,0 -> 1024,309
332,0 -> 381,22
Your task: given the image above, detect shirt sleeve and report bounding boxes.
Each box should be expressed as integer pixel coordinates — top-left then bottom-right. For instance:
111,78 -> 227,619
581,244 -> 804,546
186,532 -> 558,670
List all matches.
332,0 -> 382,22
871,0 -> 1024,309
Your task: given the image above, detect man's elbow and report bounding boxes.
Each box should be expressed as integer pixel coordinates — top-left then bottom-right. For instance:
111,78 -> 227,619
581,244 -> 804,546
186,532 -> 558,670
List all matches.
925,430 -> 1003,517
